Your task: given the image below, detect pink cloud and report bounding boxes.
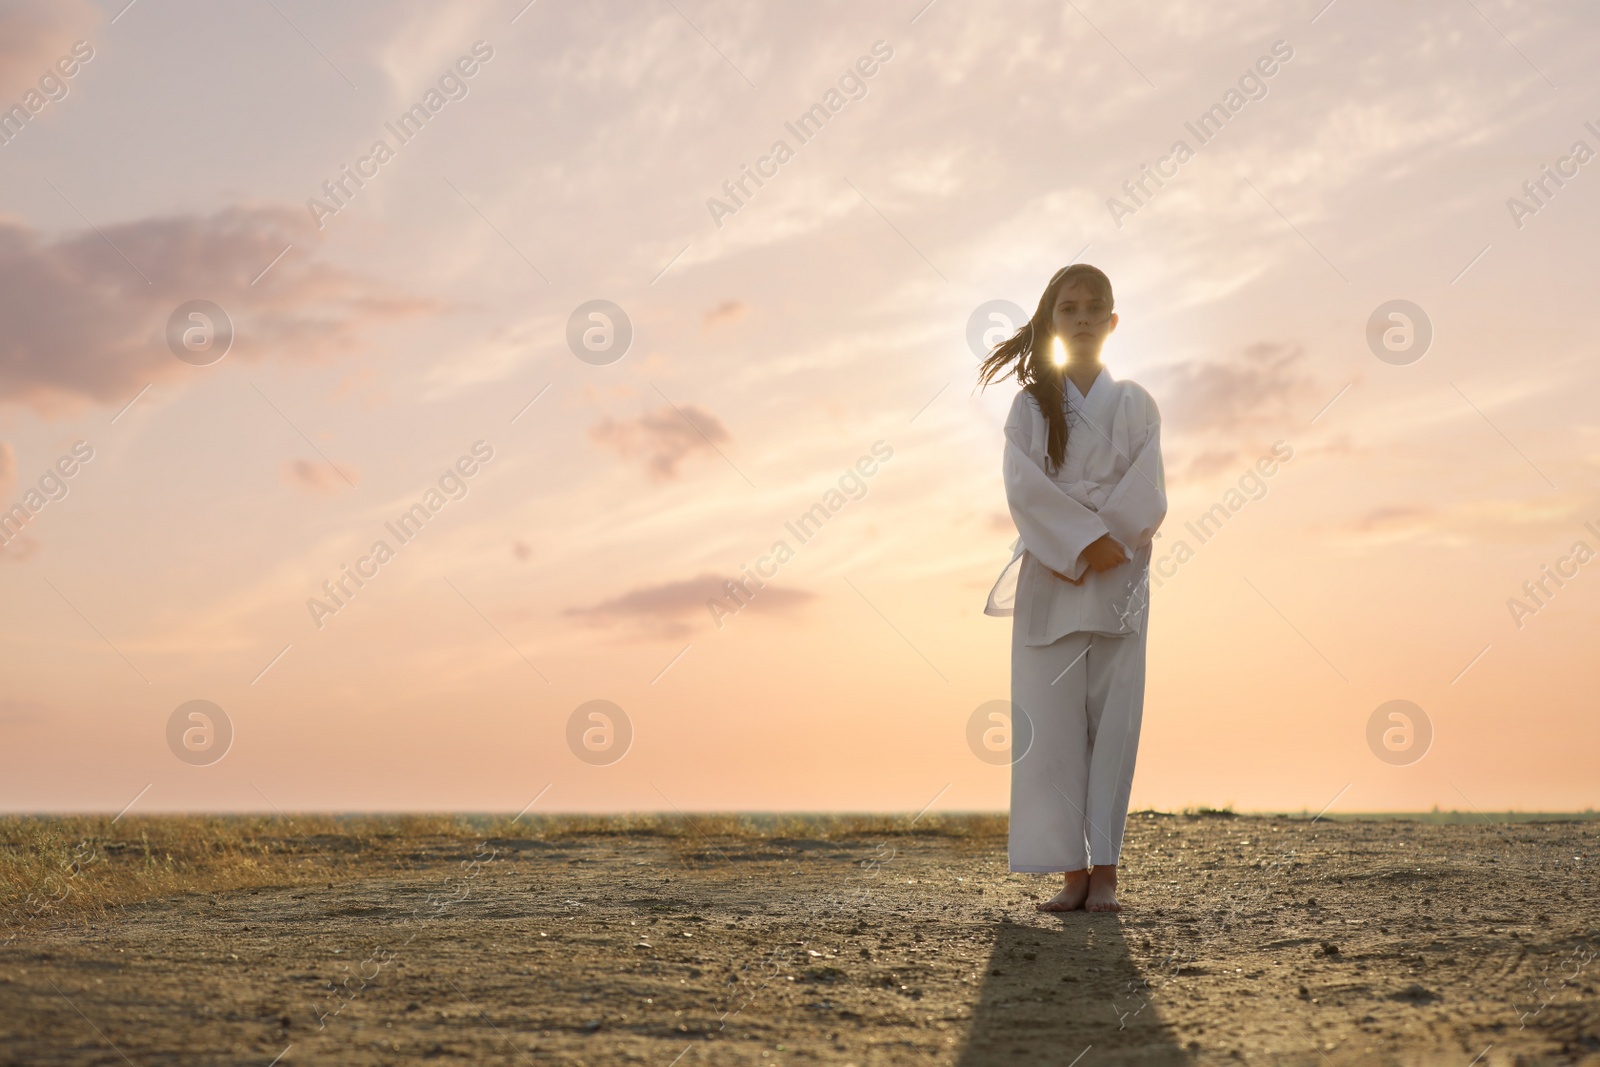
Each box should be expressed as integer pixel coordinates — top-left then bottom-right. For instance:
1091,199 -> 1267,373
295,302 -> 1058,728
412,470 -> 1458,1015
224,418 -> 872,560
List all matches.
1152,342 -> 1323,481
702,299 -> 747,333
0,202 -> 444,415
0,0 -> 100,102
1155,342 -> 1321,436
589,403 -> 731,481
1350,504 -> 1434,532
282,458 -> 360,494
565,571 -> 816,641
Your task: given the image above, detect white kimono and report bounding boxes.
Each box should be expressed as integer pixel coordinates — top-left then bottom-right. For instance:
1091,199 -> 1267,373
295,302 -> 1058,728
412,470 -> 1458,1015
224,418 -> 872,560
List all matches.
984,371 -> 1166,644
988,369 -> 1168,872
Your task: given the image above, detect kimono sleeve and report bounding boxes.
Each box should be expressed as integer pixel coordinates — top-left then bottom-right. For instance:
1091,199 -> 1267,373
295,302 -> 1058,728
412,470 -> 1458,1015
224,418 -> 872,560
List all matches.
1096,388 -> 1167,552
1003,390 -> 1112,581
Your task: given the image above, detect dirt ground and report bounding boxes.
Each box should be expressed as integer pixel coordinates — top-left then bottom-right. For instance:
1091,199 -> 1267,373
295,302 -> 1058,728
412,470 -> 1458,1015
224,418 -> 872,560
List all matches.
2,812 -> 1597,1066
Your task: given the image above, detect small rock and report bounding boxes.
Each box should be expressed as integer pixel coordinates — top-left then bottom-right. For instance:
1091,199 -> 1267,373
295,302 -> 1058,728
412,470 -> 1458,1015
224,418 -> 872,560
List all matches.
1390,983 -> 1438,1004
580,1019 -> 602,1033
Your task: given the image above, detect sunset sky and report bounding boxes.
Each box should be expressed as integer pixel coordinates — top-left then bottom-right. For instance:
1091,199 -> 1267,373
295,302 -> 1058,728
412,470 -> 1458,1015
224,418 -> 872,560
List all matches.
3,0 -> 1598,816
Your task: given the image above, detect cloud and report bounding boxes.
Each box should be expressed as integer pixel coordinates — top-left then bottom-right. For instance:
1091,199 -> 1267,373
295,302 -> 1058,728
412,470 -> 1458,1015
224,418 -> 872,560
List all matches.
0,0 -> 99,100
589,403 -> 730,480
1157,342 -> 1321,433
0,441 -> 13,493
282,458 -> 360,494
564,571 -> 816,641
374,0 -> 501,104
1350,504 -> 1435,533
1152,342 -> 1323,478
0,203 -> 444,414
702,299 -> 747,333
1316,503 -> 1443,550
1318,491 -> 1597,552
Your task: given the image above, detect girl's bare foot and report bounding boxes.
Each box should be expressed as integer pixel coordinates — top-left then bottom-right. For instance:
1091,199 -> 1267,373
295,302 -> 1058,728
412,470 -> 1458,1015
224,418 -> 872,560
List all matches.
1085,864 -> 1121,912
1036,869 -> 1090,912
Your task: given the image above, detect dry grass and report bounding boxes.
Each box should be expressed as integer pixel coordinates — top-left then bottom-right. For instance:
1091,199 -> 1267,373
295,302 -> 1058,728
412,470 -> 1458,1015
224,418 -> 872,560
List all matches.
0,812 -> 1007,936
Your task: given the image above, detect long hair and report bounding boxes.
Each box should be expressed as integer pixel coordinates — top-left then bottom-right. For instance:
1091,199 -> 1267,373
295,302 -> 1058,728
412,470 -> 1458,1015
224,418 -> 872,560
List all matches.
976,263 -> 1115,473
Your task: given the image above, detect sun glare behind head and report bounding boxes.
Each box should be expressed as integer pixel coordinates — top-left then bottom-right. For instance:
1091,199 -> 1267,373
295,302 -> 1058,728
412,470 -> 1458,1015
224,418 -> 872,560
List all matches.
1051,334 -> 1067,367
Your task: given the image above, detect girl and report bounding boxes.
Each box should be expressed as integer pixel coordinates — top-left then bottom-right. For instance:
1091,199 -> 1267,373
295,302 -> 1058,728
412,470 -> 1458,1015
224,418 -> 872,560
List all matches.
978,264 -> 1166,913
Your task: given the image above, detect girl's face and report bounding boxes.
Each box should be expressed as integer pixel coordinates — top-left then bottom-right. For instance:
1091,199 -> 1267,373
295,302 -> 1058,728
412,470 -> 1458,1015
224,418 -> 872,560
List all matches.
1051,280 -> 1118,362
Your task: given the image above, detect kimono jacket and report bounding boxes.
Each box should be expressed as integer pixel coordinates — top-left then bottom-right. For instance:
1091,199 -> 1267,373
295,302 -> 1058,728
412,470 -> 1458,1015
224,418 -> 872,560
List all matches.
984,369 -> 1167,645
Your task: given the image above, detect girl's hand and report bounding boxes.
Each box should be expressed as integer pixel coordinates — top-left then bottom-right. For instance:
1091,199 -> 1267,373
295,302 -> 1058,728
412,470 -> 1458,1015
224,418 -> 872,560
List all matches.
1082,534 -> 1129,573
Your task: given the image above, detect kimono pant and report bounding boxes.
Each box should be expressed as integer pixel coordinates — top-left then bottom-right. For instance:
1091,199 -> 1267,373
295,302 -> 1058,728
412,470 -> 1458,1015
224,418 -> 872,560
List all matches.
1008,619 -> 1148,872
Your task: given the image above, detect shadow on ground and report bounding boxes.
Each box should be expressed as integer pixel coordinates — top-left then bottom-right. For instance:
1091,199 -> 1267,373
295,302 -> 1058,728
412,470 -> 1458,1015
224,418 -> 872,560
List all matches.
955,917 -> 1191,1066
